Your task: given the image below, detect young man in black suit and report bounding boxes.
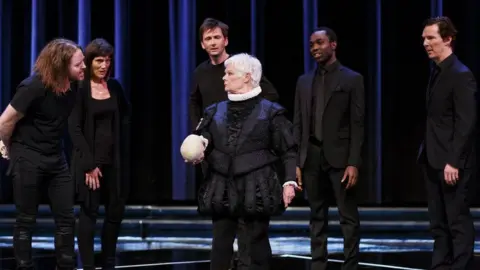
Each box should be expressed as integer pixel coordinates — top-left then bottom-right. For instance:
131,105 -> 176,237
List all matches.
419,16 -> 477,270
293,27 -> 364,270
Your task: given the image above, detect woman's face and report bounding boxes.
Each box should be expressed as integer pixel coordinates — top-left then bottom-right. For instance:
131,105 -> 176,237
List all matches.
223,64 -> 249,93
90,55 -> 111,80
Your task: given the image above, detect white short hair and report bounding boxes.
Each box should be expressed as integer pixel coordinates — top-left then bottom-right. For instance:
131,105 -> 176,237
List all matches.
224,53 -> 262,88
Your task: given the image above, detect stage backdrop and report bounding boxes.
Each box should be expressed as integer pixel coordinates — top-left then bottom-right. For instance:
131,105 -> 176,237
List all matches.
0,0 -> 479,206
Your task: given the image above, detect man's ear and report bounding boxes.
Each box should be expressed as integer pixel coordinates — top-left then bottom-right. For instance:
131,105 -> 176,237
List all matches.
444,36 -> 453,47
331,41 -> 337,50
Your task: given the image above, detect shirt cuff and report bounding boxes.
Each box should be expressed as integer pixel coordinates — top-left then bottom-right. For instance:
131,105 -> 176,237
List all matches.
282,181 -> 298,188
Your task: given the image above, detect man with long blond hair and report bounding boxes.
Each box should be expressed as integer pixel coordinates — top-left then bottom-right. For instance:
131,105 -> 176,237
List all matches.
0,38 -> 85,270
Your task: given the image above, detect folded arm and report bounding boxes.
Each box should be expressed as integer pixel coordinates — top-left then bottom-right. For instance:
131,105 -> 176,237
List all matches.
0,83 -> 43,150
0,105 -> 24,149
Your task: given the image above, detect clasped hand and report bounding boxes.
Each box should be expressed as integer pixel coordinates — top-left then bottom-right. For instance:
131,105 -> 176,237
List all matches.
85,167 -> 102,190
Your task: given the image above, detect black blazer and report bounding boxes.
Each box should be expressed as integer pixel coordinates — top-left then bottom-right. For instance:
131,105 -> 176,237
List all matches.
418,54 -> 477,169
293,63 -> 365,169
68,78 -> 131,201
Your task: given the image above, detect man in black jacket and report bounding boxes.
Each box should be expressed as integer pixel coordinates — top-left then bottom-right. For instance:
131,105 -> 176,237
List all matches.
418,16 -> 477,270
293,27 -> 365,270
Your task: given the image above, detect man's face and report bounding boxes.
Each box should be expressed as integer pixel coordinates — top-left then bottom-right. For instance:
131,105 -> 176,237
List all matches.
201,27 -> 228,57
91,56 -> 111,80
309,30 -> 336,64
422,24 -> 451,61
68,49 -> 86,81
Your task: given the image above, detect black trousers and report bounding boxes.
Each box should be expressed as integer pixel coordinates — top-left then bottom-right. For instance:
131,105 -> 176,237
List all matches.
303,141 -> 360,270
423,164 -> 475,270
11,153 -> 75,270
210,215 -> 271,270
77,165 -> 125,270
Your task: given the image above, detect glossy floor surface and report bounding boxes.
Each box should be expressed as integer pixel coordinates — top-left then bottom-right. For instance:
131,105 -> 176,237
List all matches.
0,205 -> 478,269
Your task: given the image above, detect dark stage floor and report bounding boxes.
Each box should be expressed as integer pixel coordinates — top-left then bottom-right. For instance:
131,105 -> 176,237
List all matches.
0,205 -> 479,269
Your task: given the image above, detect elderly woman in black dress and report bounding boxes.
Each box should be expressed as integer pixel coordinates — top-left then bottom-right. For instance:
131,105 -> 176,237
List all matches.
183,53 -> 299,270
69,38 -> 131,270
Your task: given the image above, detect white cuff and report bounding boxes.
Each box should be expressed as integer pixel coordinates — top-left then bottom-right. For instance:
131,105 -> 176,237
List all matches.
282,181 -> 298,188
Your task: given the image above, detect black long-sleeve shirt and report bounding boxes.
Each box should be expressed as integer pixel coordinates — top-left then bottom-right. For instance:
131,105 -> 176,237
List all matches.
189,59 -> 279,131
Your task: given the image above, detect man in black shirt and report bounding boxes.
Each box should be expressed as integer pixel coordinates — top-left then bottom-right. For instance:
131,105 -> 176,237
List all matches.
189,18 -> 279,130
293,27 -> 365,270
0,38 -> 85,270
419,17 -> 476,270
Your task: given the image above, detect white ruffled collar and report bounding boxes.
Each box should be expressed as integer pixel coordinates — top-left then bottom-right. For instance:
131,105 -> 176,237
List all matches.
227,86 -> 262,101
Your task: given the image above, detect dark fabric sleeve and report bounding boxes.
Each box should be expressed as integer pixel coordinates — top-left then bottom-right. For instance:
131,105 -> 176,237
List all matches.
292,78 -> 303,167
270,108 -> 298,184
449,71 -> 477,167
110,79 -> 131,125
347,74 -> 365,167
10,82 -> 44,115
189,72 -> 203,131
259,75 -> 279,102
111,79 -> 132,186
192,104 -> 217,154
68,84 -> 96,172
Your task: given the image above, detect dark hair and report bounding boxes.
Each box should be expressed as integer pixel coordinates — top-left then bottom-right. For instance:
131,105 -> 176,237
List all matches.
33,38 -> 82,94
424,16 -> 458,45
199,18 -> 229,41
313,26 -> 338,42
84,38 -> 114,78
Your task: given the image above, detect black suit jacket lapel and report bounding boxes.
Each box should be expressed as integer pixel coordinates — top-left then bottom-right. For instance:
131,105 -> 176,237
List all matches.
303,72 -> 315,121
427,56 -> 456,107
427,68 -> 443,104
324,66 -> 342,107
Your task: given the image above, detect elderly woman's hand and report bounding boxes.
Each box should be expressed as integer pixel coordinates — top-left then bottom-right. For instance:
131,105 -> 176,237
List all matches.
283,185 -> 296,208
189,151 -> 204,165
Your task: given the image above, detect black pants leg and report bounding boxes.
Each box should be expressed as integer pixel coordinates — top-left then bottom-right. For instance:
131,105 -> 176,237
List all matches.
78,199 -> 99,270
77,165 -> 124,270
424,165 -> 475,270
210,216 -> 271,270
12,156 -> 76,270
210,217 -> 237,270
101,166 -> 125,269
48,160 -> 76,270
236,217 -> 271,270
12,158 -> 41,270
303,142 -> 360,270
